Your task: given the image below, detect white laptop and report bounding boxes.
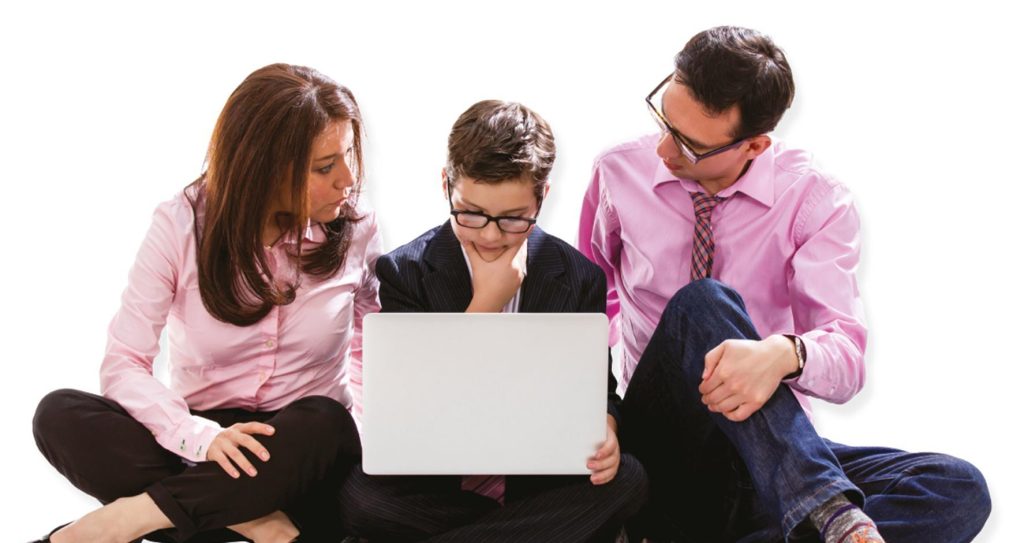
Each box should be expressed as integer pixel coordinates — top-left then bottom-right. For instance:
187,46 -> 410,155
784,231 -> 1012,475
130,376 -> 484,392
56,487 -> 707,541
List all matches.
360,312 -> 608,475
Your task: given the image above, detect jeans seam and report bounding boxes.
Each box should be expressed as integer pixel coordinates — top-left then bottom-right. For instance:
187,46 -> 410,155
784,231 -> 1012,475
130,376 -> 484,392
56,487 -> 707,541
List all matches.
858,464 -> 920,499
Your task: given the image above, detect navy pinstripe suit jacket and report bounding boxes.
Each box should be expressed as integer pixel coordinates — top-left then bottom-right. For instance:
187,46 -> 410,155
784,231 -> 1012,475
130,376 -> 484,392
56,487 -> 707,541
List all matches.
374,221 -> 623,423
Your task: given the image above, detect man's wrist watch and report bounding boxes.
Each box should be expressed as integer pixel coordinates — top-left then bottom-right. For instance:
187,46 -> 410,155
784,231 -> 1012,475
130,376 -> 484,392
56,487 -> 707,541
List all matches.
782,334 -> 805,380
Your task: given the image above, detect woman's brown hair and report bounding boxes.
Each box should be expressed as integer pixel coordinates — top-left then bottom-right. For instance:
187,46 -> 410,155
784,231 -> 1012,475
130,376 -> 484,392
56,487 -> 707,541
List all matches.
186,63 -> 365,326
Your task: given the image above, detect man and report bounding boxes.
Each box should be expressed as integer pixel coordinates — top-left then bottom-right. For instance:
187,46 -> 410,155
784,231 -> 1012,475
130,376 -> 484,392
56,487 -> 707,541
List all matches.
579,26 -> 990,542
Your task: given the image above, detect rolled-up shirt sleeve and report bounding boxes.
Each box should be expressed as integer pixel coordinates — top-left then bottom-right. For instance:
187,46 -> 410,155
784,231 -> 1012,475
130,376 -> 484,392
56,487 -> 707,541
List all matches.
578,161 -> 624,347
785,182 -> 868,404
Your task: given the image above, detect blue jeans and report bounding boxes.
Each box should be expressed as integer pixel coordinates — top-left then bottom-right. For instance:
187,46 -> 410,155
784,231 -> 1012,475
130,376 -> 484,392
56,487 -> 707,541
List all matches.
621,280 -> 990,542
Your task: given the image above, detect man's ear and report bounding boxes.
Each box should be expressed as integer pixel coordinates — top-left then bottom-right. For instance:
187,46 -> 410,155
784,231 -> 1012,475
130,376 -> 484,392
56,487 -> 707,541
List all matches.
744,135 -> 773,159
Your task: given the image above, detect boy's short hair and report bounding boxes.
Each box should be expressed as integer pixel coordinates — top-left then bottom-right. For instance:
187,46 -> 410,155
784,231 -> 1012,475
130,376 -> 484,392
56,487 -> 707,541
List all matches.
446,100 -> 555,201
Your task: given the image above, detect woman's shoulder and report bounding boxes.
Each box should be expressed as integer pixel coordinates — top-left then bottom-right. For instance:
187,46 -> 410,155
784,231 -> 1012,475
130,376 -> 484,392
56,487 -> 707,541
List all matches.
348,195 -> 378,235
340,196 -> 382,261
144,189 -> 199,245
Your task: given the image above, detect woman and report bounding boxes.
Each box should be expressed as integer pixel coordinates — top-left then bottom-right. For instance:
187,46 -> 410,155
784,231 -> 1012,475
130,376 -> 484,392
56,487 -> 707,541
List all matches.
31,63 -> 380,543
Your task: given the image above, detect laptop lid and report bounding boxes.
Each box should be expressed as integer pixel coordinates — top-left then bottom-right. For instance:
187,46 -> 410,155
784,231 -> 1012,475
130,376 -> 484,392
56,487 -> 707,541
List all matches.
361,312 -> 608,475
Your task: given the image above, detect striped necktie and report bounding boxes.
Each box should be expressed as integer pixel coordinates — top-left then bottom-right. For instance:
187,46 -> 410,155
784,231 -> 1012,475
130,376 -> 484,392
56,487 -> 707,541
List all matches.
690,192 -> 723,282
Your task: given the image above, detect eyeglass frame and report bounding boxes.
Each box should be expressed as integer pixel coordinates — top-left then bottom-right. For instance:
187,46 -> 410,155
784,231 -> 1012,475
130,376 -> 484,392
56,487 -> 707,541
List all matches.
646,74 -> 752,164
445,175 -> 543,234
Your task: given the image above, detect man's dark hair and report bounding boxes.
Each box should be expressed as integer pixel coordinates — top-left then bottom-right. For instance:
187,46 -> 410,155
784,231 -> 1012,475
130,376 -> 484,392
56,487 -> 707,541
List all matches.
674,26 -> 795,139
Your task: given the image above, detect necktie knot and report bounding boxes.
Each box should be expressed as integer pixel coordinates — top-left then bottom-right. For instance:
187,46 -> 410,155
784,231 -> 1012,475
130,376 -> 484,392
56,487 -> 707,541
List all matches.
691,192 -> 721,219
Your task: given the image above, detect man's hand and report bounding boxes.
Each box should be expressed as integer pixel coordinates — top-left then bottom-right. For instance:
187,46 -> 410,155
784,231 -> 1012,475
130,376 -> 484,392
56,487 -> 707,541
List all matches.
464,239 -> 528,312
206,422 -> 275,478
587,415 -> 621,485
698,335 -> 799,422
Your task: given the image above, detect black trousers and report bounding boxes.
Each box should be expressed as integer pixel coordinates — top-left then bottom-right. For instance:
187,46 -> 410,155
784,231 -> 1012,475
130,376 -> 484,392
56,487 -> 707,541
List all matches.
338,454 -> 648,543
33,389 -> 361,542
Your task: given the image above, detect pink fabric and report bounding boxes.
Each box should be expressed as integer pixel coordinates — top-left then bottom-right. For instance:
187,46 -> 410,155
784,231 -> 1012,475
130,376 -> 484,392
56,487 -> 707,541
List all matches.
579,135 -> 868,418
100,191 -> 381,462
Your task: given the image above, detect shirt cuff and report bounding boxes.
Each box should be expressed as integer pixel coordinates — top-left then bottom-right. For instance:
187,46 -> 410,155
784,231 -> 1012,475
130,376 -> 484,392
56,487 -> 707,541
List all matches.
158,415 -> 224,463
780,333 -> 805,383
784,333 -> 823,393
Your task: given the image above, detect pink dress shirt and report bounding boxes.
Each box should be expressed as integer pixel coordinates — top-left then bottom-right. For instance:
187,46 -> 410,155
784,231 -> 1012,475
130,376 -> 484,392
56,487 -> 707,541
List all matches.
100,191 -> 381,462
578,134 -> 867,418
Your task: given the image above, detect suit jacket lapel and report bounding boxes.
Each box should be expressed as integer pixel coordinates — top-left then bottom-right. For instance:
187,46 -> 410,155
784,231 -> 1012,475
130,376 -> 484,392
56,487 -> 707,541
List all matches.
519,227 -> 572,313
422,223 -> 474,312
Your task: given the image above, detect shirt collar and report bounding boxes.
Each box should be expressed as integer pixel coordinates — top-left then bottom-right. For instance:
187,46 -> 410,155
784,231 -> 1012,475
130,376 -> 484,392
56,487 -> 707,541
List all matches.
275,220 -> 321,246
650,142 -> 777,208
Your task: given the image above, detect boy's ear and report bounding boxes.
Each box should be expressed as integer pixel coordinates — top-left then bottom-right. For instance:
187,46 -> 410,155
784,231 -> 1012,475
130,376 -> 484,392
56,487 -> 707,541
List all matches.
441,168 -> 449,199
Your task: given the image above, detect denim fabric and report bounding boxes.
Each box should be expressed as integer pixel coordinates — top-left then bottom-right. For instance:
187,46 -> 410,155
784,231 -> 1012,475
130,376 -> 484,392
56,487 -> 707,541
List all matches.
622,279 -> 990,542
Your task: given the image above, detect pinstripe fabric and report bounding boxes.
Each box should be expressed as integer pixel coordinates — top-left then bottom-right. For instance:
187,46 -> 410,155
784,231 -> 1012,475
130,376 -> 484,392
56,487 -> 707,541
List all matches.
340,458 -> 649,543
457,244 -> 522,504
374,222 -> 621,420
338,222 -> 647,542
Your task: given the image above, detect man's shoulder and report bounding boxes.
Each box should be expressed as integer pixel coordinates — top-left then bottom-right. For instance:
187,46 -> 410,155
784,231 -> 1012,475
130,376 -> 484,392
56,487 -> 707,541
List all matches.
588,134 -> 662,202
593,133 -> 661,167
771,143 -> 846,193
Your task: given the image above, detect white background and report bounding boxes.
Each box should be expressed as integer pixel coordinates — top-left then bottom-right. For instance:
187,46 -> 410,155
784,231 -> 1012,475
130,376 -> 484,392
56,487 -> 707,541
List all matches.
1,1 -> 1020,540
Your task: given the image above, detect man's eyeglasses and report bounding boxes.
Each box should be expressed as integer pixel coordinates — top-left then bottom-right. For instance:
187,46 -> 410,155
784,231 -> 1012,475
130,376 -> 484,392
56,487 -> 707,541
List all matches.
447,178 -> 541,234
646,74 -> 750,164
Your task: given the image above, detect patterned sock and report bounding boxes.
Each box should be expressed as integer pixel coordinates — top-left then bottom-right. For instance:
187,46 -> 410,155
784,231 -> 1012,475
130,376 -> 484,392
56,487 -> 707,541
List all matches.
808,493 -> 885,543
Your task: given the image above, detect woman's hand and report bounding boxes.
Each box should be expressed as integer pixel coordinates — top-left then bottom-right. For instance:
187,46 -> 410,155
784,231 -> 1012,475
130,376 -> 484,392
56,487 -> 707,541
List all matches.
206,422 -> 275,478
